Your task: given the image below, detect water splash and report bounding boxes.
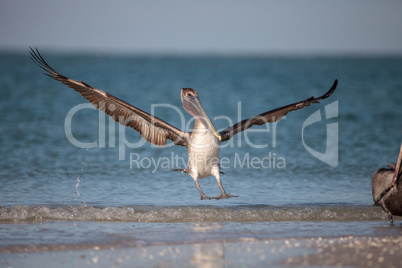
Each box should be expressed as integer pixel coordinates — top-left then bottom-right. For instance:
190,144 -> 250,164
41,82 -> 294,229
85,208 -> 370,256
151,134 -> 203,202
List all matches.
74,153 -> 92,206
75,176 -> 81,196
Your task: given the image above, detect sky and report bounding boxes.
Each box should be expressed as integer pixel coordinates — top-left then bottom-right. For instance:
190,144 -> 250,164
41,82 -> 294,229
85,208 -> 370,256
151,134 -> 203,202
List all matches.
1,0 -> 402,56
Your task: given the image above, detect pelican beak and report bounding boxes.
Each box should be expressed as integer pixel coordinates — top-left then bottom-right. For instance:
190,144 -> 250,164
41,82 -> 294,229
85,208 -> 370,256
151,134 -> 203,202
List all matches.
183,95 -> 221,141
393,142 -> 402,186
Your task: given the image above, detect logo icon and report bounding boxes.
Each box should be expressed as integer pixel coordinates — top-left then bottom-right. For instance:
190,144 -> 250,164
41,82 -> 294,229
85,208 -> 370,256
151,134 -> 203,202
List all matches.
302,101 -> 338,167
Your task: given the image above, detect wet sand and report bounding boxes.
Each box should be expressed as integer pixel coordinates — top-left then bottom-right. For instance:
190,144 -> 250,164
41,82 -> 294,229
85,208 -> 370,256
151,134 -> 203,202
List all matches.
1,235 -> 402,268
285,236 -> 402,268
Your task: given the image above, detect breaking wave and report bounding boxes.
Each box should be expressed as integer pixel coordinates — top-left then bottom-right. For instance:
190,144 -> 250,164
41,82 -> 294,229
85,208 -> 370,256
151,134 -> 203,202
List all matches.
0,204 -> 388,223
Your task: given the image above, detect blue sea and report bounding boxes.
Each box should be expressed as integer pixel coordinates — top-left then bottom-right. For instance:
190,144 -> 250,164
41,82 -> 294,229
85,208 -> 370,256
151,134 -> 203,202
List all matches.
1,52 -> 402,265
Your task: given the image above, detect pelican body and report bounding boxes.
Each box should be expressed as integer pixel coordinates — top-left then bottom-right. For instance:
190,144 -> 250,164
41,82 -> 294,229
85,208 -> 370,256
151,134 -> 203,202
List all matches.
187,120 -> 226,199
31,48 -> 338,200
178,88 -> 235,199
372,142 -> 402,225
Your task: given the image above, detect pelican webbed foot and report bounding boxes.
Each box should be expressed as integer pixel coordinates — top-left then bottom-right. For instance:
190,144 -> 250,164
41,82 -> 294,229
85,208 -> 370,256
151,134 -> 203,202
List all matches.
213,193 -> 239,200
200,194 -> 215,200
195,180 -> 215,200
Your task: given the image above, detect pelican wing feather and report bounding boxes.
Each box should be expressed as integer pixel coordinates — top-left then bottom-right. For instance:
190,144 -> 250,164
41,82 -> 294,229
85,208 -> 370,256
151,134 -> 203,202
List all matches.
219,79 -> 338,142
30,47 -> 188,147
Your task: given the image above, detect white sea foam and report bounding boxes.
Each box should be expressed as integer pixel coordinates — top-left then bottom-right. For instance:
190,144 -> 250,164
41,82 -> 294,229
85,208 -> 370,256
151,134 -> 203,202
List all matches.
0,204 -> 388,223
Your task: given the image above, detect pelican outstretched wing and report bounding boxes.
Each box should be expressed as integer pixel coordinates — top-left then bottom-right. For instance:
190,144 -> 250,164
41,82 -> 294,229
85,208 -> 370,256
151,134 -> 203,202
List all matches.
30,47 -> 189,147
219,79 -> 338,142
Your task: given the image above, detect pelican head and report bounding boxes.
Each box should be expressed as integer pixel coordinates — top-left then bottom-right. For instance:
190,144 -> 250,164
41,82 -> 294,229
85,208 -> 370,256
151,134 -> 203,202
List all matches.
181,88 -> 221,141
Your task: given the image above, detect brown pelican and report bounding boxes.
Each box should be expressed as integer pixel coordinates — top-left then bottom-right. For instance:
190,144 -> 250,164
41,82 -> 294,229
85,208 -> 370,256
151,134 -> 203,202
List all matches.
30,48 -> 338,200
372,142 -> 402,225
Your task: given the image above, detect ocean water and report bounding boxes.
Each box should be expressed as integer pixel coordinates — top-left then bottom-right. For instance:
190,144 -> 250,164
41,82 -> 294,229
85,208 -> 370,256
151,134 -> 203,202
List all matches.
1,52 -> 402,253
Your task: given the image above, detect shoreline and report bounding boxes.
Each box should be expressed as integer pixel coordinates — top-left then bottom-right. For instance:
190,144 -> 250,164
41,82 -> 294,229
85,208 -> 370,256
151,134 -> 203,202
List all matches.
2,235 -> 402,267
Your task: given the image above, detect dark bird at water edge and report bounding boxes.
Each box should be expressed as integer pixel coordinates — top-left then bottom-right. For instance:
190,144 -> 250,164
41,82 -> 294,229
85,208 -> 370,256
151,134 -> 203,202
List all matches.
372,142 -> 402,225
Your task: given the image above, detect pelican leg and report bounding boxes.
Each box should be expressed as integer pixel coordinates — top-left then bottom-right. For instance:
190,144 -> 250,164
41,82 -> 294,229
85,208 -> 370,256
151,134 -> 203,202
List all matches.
213,175 -> 238,200
194,180 -> 214,200
389,213 -> 394,226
